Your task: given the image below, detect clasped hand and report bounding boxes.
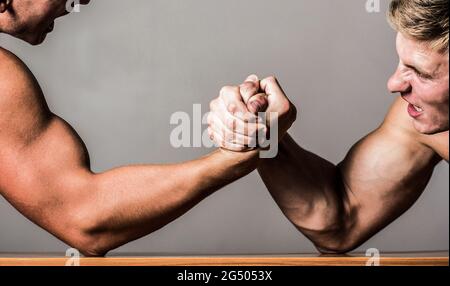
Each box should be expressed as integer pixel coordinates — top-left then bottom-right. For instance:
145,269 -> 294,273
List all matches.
208,75 -> 297,153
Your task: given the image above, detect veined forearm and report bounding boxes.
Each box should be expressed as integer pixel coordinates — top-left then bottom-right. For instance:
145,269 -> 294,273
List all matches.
257,134 -> 348,246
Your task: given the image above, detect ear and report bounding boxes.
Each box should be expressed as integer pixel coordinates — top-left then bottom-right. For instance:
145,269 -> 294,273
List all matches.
0,0 -> 11,13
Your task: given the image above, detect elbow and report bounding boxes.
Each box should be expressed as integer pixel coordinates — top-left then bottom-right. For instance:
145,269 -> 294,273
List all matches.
310,197 -> 361,254
294,213 -> 360,255
66,233 -> 109,258
311,227 -> 362,255
62,208 -> 113,257
315,239 -> 360,255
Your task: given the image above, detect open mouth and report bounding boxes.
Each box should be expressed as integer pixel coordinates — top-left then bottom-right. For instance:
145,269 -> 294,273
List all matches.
407,103 -> 424,118
411,104 -> 423,112
401,96 -> 424,118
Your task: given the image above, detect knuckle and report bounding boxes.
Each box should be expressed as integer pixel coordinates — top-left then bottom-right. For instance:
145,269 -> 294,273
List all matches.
240,82 -> 256,92
266,75 -> 277,83
279,99 -> 291,115
230,86 -> 241,97
226,117 -> 235,130
207,113 -> 214,125
227,103 -> 237,114
210,99 -> 218,110
219,86 -> 232,98
220,86 -> 242,107
208,128 -> 214,138
220,86 -> 239,97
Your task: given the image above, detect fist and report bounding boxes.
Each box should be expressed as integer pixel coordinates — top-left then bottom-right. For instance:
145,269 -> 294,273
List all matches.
208,75 -> 297,152
259,76 -> 297,140
207,75 -> 269,151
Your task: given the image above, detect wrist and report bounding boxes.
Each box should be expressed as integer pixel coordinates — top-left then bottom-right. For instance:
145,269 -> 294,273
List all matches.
218,147 -> 260,161
217,148 -> 261,170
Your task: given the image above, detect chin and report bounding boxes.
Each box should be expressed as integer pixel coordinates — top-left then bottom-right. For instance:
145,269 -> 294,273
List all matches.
27,37 -> 46,46
21,30 -> 49,46
413,121 -> 449,135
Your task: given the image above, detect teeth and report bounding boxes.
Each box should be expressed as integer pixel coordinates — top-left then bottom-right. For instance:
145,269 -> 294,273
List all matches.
413,105 -> 423,112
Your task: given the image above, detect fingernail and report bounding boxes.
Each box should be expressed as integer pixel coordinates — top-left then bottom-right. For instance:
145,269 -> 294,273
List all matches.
247,75 -> 258,83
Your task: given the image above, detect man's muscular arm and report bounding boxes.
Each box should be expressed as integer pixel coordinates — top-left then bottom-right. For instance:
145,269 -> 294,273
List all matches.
208,77 -> 445,254
258,97 -> 443,253
0,48 -> 259,256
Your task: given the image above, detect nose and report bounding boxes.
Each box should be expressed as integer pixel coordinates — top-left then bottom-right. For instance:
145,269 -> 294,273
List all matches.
387,67 -> 411,94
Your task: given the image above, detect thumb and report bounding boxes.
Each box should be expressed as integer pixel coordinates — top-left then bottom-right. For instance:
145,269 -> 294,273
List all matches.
260,76 -> 286,99
260,76 -> 289,112
245,74 -> 259,87
247,93 -> 269,114
240,74 -> 261,104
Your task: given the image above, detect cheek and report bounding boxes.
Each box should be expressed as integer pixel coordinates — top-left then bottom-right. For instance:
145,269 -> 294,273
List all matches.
25,12 -> 49,30
424,89 -> 448,123
413,80 -> 448,106
428,88 -> 449,107
33,4 -> 56,22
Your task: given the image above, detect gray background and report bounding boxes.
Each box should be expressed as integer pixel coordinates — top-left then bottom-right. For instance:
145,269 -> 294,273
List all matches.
0,0 -> 448,254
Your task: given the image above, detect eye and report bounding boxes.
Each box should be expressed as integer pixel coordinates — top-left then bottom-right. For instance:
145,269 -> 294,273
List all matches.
412,69 -> 431,80
419,72 -> 432,80
404,64 -> 433,80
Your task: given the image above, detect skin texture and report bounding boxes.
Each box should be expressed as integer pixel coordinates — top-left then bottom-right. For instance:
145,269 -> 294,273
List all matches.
0,0 -> 57,44
0,0 -> 90,45
1,0 -> 448,256
0,1 -> 263,256
209,33 -> 449,253
389,33 -> 449,134
0,47 -> 262,256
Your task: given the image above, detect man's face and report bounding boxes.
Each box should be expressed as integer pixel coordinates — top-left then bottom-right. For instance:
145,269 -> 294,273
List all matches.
5,0 -> 90,45
388,33 -> 449,135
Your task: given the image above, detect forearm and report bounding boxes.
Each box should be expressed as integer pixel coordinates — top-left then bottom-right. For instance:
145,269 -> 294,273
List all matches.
257,134 -> 349,250
66,149 -> 259,256
2,110 -> 261,256
257,128 -> 440,254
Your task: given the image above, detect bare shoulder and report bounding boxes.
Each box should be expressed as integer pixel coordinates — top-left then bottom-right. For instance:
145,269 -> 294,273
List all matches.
0,47 -> 43,99
0,47 -> 51,146
383,97 -> 448,162
0,47 -> 35,85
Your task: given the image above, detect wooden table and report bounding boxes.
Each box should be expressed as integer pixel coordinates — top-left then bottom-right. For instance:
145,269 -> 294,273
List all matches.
0,252 -> 447,266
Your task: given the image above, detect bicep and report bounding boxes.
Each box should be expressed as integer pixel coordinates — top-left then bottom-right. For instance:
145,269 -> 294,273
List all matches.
338,124 -> 440,245
0,115 -> 94,235
0,49 -> 97,245
0,48 -> 93,210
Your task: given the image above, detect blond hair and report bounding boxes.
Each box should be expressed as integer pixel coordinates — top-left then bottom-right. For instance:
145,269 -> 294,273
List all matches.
388,0 -> 449,53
